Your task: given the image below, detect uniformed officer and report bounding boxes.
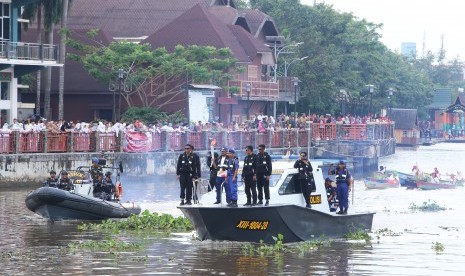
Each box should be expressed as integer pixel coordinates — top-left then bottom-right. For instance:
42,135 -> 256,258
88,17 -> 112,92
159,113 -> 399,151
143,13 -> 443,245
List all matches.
255,144 -> 272,205
57,171 -> 73,191
102,171 -> 115,201
176,144 -> 200,206
212,147 -> 230,204
294,152 -> 313,208
90,157 -> 102,181
325,177 -> 338,212
226,148 -> 239,207
93,171 -> 104,199
43,170 -> 59,188
328,160 -> 352,214
242,145 -> 257,206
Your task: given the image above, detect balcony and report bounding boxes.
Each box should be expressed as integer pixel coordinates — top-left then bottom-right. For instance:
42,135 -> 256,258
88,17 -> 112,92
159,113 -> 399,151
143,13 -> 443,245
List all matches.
0,41 -> 59,66
228,76 -> 298,102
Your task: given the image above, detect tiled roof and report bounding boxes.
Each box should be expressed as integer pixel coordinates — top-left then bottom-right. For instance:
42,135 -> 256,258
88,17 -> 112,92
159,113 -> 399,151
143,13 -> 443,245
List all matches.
242,9 -> 277,37
66,0 -> 229,38
143,4 -> 268,63
425,88 -> 453,109
390,108 -> 418,130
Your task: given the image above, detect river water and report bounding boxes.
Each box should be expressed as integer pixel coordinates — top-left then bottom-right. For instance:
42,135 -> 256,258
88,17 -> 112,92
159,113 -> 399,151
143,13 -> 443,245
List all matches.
1,142 -> 465,275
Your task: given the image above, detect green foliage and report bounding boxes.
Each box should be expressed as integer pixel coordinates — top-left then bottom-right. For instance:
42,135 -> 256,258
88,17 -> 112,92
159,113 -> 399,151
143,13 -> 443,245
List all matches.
409,200 -> 446,212
77,210 -> 192,232
250,0 -> 445,116
68,236 -> 142,253
431,242 -> 445,254
374,228 -> 402,237
343,229 -> 371,242
120,107 -> 186,124
68,35 -> 236,109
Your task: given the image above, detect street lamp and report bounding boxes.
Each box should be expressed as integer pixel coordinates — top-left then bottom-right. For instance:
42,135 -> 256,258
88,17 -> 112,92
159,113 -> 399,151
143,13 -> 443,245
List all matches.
245,82 -> 251,120
117,69 -> 127,121
365,84 -> 375,115
293,77 -> 300,115
338,89 -> 350,115
265,37 -> 304,82
386,88 -> 395,116
283,56 -> 308,77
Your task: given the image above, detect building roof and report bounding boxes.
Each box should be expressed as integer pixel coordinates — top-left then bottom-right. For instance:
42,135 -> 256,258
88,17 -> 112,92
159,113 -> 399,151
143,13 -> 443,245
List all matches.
444,92 -> 465,113
143,4 -> 271,63
242,9 -> 278,37
390,108 -> 418,130
425,88 -> 453,109
66,0 -> 235,38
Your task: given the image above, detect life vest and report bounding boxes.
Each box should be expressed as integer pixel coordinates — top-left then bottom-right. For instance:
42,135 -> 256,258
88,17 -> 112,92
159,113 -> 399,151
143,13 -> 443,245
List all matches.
256,153 -> 271,174
335,168 -> 349,183
179,153 -> 196,174
114,181 -> 123,201
227,157 -> 239,176
242,154 -> 256,176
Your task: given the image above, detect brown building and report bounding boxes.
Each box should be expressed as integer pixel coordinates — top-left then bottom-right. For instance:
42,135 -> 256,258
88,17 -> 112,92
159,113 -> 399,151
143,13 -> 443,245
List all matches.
21,0 -> 299,123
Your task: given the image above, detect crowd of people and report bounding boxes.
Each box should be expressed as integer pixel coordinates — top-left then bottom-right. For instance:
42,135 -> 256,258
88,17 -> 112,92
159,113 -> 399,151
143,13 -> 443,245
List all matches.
175,141 -> 353,214
0,112 -> 392,136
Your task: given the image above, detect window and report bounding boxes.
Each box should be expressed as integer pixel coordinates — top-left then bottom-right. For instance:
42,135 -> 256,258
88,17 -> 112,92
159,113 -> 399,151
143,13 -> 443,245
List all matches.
0,82 -> 8,100
402,131 -> 408,137
0,3 -> 9,40
278,173 -> 301,195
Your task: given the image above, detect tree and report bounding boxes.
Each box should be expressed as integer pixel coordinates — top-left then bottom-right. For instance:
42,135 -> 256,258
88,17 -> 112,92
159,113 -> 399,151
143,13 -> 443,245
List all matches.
69,36 -> 236,114
250,0 -> 436,116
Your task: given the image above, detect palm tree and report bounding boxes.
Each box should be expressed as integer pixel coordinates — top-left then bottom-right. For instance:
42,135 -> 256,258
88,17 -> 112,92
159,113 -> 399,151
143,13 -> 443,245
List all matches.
58,0 -> 70,120
23,0 -> 63,119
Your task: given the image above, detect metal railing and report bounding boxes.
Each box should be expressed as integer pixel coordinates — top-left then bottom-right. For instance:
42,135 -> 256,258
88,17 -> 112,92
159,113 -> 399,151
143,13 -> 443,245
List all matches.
0,123 -> 394,154
0,41 -> 58,62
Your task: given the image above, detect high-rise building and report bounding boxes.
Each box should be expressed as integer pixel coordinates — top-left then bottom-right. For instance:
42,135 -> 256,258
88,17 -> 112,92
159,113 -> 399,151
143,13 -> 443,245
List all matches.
401,42 -> 416,58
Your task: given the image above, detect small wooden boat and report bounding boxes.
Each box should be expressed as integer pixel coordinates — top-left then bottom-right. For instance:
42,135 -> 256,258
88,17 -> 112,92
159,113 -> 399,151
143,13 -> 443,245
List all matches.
416,180 -> 456,190
395,171 -> 418,188
364,176 -> 399,189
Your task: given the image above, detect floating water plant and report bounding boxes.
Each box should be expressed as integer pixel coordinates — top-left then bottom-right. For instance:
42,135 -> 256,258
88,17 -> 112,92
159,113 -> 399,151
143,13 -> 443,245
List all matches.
78,210 -> 192,232
409,200 -> 446,212
343,229 -> 371,242
431,242 -> 445,254
375,228 -> 402,236
68,236 -> 142,252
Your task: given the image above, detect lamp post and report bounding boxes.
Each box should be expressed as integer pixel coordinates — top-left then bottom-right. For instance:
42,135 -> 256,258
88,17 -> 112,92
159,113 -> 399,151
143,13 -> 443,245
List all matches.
283,56 -> 308,77
117,69 -> 126,121
386,88 -> 395,116
293,77 -> 300,115
265,37 -> 304,82
365,84 -> 375,115
338,89 -> 349,115
245,82 -> 251,120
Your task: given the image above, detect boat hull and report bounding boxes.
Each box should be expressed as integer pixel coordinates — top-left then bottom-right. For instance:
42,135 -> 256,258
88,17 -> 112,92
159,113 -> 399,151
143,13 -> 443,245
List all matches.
364,177 -> 399,189
25,187 -> 141,220
179,205 -> 374,243
416,181 -> 456,190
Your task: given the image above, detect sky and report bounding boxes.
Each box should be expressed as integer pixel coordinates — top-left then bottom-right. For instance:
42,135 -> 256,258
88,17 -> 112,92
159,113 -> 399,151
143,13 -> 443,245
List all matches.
300,0 -> 465,60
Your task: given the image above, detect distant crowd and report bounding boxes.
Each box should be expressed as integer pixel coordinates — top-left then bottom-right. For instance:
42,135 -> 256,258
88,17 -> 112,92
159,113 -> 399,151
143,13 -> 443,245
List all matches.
0,112 -> 392,135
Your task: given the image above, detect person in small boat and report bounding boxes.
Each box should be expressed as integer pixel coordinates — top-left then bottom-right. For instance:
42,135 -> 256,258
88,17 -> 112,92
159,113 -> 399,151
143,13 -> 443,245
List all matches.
57,171 -> 73,191
226,148 -> 240,207
92,171 -> 104,199
176,143 -> 200,206
255,144 -> 272,206
377,166 -> 386,174
212,147 -> 230,204
43,170 -> 59,188
328,160 -> 352,214
242,145 -> 258,206
294,152 -> 313,208
430,167 -> 440,183
325,177 -> 338,212
90,157 -> 102,181
101,171 -> 116,201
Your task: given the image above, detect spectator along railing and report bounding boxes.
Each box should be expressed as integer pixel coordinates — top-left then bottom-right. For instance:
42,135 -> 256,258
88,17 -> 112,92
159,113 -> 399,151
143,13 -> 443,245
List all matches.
0,123 -> 393,154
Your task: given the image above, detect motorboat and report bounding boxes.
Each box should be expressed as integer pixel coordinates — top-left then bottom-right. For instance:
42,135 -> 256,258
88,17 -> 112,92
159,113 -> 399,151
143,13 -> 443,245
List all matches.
179,160 -> 374,243
364,173 -> 400,189
25,163 -> 141,220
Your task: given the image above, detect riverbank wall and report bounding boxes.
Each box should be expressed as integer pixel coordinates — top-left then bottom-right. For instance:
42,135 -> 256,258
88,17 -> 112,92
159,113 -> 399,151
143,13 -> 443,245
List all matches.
0,138 -> 395,187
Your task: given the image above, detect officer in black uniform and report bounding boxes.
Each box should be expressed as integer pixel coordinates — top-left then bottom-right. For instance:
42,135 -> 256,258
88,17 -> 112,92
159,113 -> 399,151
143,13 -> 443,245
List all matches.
293,152 -> 313,208
90,157 -> 102,181
43,170 -> 59,187
191,146 -> 202,203
176,144 -> 200,206
207,151 -> 219,192
57,171 -> 73,191
102,171 -> 115,201
255,144 -> 272,205
242,145 -> 257,206
93,171 -> 104,199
